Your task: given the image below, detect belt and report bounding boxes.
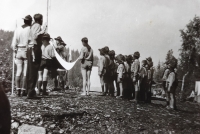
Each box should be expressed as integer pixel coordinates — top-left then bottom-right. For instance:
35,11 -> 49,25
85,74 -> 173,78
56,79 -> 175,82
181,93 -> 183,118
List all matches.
17,46 -> 26,48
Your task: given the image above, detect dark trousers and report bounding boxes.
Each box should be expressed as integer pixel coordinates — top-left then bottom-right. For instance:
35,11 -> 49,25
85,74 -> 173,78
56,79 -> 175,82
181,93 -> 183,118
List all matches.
123,75 -> 132,99
140,77 -> 147,102
114,74 -> 120,96
26,45 -> 42,97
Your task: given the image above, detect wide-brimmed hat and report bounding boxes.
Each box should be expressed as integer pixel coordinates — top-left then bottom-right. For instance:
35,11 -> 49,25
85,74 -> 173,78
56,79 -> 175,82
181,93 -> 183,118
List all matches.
22,15 -> 32,21
60,41 -> 67,46
54,36 -> 63,42
109,50 -> 115,56
42,33 -> 52,40
134,51 -> 140,58
142,60 -> 147,65
126,55 -> 133,61
169,57 -> 178,69
104,46 -> 109,53
98,48 -> 106,55
116,54 -> 125,63
146,57 -> 152,62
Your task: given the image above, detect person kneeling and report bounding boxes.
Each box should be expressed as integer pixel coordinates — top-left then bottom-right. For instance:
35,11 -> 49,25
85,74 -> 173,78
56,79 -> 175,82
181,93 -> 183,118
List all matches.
37,34 -> 54,96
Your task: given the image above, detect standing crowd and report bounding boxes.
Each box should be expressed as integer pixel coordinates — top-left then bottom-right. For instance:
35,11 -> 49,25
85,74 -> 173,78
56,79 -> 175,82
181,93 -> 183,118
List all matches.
11,14 -> 75,99
96,46 -> 178,110
11,13 -> 178,110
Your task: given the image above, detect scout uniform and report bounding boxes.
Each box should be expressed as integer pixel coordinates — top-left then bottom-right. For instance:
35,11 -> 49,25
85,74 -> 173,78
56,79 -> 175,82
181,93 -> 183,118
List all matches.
11,15 -> 32,96
139,60 -> 148,102
162,64 -> 170,105
98,48 -> 106,95
116,54 -> 125,98
27,14 -> 47,98
131,51 -> 140,102
37,33 -> 54,96
108,50 -> 116,96
123,55 -> 132,99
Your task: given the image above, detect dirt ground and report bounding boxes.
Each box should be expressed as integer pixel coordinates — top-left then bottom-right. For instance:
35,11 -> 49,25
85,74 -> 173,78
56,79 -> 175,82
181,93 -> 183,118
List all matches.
8,90 -> 200,134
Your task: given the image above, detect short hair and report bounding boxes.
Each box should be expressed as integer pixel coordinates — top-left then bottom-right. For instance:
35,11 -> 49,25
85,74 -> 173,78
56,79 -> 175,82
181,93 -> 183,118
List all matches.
24,20 -> 32,25
81,37 -> 88,43
34,14 -> 43,22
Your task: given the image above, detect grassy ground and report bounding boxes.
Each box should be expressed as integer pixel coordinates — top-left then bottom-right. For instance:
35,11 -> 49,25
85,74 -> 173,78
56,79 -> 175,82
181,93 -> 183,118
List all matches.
9,90 -> 200,134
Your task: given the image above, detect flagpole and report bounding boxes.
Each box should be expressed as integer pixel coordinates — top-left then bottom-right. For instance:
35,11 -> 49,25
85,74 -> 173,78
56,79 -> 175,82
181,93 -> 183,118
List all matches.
46,0 -> 49,32
11,20 -> 17,95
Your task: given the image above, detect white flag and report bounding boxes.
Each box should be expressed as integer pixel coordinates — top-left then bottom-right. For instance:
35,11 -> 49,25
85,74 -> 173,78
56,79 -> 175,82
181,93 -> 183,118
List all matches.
51,44 -> 79,70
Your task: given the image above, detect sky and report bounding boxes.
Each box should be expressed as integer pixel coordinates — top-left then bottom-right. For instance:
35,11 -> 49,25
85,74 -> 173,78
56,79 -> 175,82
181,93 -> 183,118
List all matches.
0,0 -> 200,65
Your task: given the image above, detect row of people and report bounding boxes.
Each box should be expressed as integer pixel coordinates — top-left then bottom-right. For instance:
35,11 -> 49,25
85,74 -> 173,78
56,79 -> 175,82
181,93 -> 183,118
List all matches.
97,47 -> 154,103
97,46 -> 178,109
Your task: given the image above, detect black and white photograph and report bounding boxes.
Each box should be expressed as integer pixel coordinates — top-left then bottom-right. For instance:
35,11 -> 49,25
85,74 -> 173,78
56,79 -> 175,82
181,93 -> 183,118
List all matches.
0,0 -> 200,133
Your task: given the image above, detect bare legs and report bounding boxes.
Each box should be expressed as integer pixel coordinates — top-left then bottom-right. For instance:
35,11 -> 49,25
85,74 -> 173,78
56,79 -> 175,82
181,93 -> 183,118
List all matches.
15,60 -> 27,96
81,69 -> 91,95
38,68 -> 49,95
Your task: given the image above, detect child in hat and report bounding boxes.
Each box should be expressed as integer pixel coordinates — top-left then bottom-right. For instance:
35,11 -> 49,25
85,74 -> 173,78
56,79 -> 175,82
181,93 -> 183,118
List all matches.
162,62 -> 170,106
98,48 -> 106,95
166,59 -> 178,110
139,60 -> 148,102
116,54 -> 125,99
123,55 -> 133,99
37,33 -> 54,96
108,50 -> 116,97
130,51 -> 140,103
103,46 -> 111,95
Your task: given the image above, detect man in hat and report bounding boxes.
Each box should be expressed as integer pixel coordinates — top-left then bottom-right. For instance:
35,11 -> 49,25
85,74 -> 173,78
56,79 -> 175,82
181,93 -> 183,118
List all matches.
27,13 -> 47,98
130,51 -> 140,103
11,15 -> 32,96
55,38 -> 70,91
51,36 -> 63,91
37,33 -> 54,95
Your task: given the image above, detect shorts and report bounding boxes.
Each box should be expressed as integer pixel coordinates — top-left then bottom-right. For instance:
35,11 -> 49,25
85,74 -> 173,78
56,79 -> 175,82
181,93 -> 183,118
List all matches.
15,50 -> 27,64
39,59 -> 52,71
81,60 -> 93,70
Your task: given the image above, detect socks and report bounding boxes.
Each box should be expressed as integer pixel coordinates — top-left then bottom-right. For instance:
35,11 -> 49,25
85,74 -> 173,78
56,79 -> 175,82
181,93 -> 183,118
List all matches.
42,81 -> 47,93
22,76 -> 26,90
37,81 -> 42,93
15,76 -> 21,89
135,91 -> 138,101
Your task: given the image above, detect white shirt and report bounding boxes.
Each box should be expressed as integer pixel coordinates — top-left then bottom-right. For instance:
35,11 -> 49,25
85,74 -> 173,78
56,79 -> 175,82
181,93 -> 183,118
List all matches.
11,26 -> 31,49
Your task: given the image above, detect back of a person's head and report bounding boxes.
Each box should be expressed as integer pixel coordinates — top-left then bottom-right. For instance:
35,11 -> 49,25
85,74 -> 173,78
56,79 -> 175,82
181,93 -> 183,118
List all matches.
34,14 -> 43,22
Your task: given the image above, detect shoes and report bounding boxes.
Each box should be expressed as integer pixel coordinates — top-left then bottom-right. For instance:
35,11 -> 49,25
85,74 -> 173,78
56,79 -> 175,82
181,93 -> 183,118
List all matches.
21,90 -> 27,97
87,92 -> 90,96
42,92 -> 49,96
116,96 -> 123,99
130,99 -> 137,103
81,92 -> 87,96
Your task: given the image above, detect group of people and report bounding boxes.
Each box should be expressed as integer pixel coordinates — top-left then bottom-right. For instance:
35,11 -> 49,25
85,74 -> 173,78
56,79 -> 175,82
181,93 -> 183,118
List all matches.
11,13 -> 178,110
94,46 -> 178,110
11,14 -> 75,98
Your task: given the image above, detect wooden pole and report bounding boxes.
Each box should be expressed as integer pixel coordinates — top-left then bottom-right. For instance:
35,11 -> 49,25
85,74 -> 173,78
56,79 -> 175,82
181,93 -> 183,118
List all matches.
11,20 -> 17,95
46,0 -> 49,32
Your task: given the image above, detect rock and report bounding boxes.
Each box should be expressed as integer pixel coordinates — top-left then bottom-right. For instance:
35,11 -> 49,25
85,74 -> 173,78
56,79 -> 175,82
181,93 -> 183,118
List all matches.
11,122 -> 19,129
18,124 -> 46,134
